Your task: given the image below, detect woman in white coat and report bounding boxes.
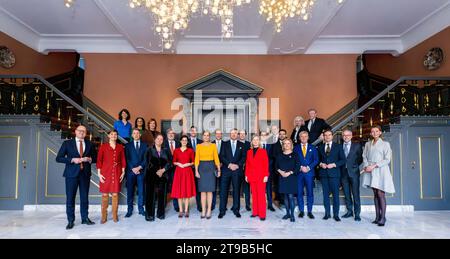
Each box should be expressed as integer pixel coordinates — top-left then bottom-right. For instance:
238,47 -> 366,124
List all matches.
362,125 -> 395,226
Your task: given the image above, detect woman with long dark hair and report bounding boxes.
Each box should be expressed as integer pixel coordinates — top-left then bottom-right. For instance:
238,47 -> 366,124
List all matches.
114,108 -> 132,143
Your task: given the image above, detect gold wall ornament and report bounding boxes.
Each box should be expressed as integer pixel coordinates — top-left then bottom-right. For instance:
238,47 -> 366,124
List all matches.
423,47 -> 444,71
0,46 -> 16,69
11,92 -> 15,108
380,109 -> 383,123
390,100 -> 394,115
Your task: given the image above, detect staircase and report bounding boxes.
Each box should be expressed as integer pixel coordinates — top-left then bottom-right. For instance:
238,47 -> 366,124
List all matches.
1,71 -> 449,210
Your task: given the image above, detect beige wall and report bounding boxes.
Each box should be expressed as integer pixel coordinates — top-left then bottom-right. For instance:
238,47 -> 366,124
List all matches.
365,26 -> 450,80
0,32 -> 77,77
83,53 -> 358,134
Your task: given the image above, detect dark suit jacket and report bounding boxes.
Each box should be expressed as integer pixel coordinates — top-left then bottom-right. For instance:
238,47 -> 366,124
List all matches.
145,147 -> 173,181
271,139 -> 283,162
341,141 -> 363,178
163,139 -> 181,150
220,140 -> 246,173
187,137 -> 203,151
56,139 -> 96,178
212,139 -> 225,156
290,126 -> 309,144
293,143 -> 319,174
240,140 -> 251,152
305,118 -> 330,144
261,143 -> 274,172
125,141 -> 148,174
318,142 -> 346,178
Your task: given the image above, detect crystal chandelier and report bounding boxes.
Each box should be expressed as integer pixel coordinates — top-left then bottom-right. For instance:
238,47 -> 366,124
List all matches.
64,0 -> 74,8
202,0 -> 252,39
129,0 -> 200,50
259,0 -> 316,33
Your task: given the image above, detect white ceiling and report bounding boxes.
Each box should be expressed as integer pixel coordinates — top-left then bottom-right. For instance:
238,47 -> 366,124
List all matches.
0,0 -> 449,55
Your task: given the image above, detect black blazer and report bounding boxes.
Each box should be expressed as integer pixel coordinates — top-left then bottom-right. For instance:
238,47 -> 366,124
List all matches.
318,142 -> 346,178
240,140 -> 251,152
163,139 -> 181,150
187,137 -> 203,151
145,147 -> 173,181
56,139 -> 97,178
305,118 -> 330,144
341,142 -> 363,178
212,139 -> 225,155
290,126 -> 309,145
220,140 -> 246,173
271,139 -> 283,163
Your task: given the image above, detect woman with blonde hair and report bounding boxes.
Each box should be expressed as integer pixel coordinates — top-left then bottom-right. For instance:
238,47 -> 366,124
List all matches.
195,131 -> 221,219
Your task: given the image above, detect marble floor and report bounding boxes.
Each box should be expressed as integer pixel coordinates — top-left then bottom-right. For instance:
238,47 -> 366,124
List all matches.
1,204 -> 450,239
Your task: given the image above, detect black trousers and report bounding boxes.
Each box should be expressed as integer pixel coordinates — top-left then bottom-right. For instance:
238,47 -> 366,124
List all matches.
145,176 -> 167,218
220,170 -> 242,213
341,168 -> 361,216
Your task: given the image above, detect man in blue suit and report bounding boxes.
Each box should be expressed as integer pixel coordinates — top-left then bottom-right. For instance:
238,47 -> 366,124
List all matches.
56,125 -> 96,230
211,128 -> 224,211
260,131 -> 275,211
238,129 -> 251,211
218,128 -> 246,218
340,129 -> 363,221
318,129 -> 346,221
125,128 -> 148,218
294,131 -> 319,219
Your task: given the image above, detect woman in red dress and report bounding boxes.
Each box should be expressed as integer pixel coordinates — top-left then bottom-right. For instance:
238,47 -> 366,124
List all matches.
97,129 -> 126,223
171,135 -> 196,218
245,135 -> 269,220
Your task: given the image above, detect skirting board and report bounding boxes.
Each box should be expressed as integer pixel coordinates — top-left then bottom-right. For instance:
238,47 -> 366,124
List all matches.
23,205 -> 415,213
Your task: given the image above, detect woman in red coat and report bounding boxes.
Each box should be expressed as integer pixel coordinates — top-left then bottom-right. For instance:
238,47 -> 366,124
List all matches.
171,135 -> 196,218
97,129 -> 126,223
245,135 -> 269,220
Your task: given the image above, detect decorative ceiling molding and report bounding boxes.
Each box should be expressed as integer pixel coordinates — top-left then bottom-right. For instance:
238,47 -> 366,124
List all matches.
0,0 -> 449,55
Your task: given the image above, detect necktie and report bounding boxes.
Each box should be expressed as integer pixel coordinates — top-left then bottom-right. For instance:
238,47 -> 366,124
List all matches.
302,144 -> 307,157
263,143 -> 266,150
344,143 -> 349,158
192,138 -> 196,152
170,141 -> 174,154
79,140 -> 84,170
232,141 -> 236,156
326,143 -> 331,156
217,140 -> 221,153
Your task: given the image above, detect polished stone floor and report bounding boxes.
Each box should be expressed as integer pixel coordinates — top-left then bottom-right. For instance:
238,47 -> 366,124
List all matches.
1,204 -> 449,239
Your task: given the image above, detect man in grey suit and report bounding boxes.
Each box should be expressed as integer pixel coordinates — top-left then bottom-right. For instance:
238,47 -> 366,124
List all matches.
341,129 -> 363,221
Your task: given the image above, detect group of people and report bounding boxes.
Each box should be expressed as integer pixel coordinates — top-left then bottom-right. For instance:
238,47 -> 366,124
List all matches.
56,108 -> 395,230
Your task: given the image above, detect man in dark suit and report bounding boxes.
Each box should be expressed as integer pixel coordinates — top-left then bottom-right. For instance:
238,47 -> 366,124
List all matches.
163,128 -> 181,212
187,126 -> 203,212
125,128 -> 148,218
318,129 -> 346,221
305,108 -> 330,144
218,128 -> 246,218
260,131 -> 275,211
210,128 -> 224,211
271,129 -> 288,207
341,129 -> 363,221
238,129 -> 251,211
56,125 -> 96,230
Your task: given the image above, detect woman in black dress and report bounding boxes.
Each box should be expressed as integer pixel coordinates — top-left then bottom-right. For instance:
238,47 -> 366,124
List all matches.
276,139 -> 300,222
145,134 -> 173,221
